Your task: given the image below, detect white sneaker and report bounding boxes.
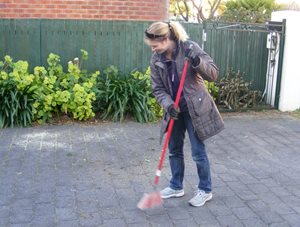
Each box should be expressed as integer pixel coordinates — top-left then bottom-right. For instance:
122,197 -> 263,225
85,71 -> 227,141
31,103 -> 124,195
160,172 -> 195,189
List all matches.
160,187 -> 184,199
189,189 -> 212,207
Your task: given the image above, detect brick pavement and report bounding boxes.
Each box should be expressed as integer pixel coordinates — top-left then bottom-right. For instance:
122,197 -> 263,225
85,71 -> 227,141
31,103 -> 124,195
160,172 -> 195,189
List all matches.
0,112 -> 300,227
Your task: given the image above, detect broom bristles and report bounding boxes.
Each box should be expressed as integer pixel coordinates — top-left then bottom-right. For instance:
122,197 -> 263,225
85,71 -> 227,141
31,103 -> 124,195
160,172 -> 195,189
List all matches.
137,192 -> 163,210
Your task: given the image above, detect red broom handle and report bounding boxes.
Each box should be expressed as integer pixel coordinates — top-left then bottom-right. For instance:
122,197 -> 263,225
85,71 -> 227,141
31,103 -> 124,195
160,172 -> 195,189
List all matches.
154,60 -> 189,185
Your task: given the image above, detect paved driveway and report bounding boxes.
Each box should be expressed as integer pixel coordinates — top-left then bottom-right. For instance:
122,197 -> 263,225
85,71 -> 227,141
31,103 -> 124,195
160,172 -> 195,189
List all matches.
0,112 -> 300,227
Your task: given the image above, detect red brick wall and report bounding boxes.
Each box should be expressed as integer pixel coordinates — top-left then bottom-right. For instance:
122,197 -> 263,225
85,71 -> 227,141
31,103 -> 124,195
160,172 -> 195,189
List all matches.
0,0 -> 169,21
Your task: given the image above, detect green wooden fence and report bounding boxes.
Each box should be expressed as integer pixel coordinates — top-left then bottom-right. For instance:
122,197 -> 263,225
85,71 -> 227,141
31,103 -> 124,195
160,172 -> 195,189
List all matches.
0,19 -> 283,92
0,20 -> 153,74
203,22 -> 271,92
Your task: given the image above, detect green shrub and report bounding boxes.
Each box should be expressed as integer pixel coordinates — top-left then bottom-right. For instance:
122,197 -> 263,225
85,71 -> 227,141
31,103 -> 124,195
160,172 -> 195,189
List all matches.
94,66 -> 158,122
0,56 -> 37,128
1,51 -> 166,127
132,67 -> 162,121
33,50 -> 99,122
205,80 -> 219,101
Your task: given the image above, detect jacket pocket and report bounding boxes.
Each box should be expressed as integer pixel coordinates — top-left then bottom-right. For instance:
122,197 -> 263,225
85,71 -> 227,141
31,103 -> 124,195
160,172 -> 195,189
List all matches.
188,91 -> 224,141
189,91 -> 213,119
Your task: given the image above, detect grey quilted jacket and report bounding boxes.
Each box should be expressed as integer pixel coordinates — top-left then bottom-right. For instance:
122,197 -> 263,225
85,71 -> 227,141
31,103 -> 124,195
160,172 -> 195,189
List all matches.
150,40 -> 224,143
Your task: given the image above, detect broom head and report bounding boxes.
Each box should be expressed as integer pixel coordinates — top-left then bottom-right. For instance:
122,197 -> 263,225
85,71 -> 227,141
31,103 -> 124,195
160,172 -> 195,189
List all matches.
137,192 -> 163,210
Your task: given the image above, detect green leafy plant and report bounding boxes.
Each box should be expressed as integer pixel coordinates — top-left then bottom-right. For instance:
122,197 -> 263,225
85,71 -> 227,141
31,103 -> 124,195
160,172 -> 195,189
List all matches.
32,61 -> 58,123
0,56 -> 37,128
132,67 -> 162,121
55,50 -> 99,120
205,80 -> 219,101
94,66 -> 157,122
33,50 -> 99,122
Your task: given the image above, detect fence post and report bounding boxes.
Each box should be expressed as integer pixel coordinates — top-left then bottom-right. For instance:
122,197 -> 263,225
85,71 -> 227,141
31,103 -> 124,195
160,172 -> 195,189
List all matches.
202,21 -> 207,50
274,19 -> 286,109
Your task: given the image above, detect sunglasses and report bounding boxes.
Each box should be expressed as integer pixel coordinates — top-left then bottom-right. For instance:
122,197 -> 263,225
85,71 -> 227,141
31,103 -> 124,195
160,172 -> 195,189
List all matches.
144,30 -> 165,39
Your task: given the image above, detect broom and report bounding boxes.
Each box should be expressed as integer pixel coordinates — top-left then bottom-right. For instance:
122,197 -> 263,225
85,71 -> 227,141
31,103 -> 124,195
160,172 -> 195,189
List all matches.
137,59 -> 189,210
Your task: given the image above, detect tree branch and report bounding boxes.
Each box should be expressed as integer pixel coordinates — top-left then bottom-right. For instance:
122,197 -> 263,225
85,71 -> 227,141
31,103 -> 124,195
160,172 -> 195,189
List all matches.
176,0 -> 189,21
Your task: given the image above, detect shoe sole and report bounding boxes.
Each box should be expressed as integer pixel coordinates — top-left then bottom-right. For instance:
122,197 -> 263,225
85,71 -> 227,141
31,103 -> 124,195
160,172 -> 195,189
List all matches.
161,191 -> 185,199
189,194 -> 213,207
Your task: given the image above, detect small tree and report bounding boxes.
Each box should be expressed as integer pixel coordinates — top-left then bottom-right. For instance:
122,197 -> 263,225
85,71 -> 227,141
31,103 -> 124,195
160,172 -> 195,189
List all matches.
170,0 -> 190,21
219,0 -> 282,23
191,0 -> 222,23
169,0 -> 222,23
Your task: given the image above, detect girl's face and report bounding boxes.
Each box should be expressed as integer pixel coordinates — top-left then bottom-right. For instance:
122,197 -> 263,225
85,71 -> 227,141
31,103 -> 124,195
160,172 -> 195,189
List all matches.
148,39 -> 169,54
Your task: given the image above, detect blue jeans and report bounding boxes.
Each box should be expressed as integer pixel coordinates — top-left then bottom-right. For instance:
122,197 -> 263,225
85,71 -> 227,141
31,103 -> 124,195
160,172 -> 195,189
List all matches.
168,111 -> 212,193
